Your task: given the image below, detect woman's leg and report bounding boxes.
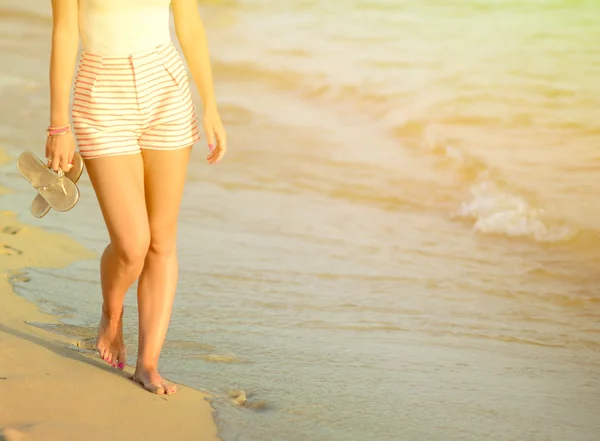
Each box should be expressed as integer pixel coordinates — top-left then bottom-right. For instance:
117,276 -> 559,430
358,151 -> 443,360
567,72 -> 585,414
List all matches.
84,154 -> 149,369
133,146 -> 191,395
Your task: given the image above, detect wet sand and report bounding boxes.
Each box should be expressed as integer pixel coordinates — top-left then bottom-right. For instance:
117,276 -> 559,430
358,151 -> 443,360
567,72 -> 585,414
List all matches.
0,150 -> 220,441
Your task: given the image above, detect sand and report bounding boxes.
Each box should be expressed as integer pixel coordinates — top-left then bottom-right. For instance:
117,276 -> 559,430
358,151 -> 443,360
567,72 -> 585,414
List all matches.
0,151 -> 220,441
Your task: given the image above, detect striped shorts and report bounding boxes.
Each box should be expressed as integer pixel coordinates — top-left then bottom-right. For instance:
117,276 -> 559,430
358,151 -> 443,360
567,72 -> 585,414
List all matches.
72,42 -> 200,159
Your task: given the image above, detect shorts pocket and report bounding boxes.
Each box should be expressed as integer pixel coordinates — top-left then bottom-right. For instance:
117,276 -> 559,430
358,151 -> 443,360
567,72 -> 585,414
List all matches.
161,52 -> 188,91
73,54 -> 103,102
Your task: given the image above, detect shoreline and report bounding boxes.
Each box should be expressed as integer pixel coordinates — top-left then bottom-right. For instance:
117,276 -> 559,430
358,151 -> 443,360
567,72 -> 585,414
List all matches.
0,150 -> 221,441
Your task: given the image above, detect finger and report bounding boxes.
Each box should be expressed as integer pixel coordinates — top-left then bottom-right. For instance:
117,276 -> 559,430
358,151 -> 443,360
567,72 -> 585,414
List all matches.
213,131 -> 227,163
207,150 -> 217,164
214,148 -> 226,164
68,148 -> 75,167
206,145 -> 223,163
60,152 -> 71,172
207,129 -> 226,161
206,143 -> 218,160
207,147 -> 226,165
45,136 -> 52,161
50,153 -> 61,172
204,122 -> 216,151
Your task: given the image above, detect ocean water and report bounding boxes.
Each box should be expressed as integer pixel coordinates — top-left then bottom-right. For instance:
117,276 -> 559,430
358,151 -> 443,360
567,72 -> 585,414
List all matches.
1,0 -> 600,440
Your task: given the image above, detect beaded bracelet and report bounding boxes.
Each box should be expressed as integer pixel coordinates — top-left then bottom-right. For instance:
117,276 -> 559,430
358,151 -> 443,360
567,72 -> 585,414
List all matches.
47,124 -> 70,137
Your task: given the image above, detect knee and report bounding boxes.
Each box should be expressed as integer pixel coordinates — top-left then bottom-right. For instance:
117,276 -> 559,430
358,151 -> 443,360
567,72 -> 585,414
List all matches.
113,233 -> 150,268
148,234 -> 177,258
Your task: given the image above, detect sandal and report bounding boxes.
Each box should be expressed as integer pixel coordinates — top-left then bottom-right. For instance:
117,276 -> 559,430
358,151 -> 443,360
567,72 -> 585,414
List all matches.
17,151 -> 80,213
30,153 -> 84,218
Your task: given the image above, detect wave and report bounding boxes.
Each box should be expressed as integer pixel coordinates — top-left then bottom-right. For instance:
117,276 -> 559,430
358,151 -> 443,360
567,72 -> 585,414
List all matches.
417,126 -> 589,244
211,53 -> 599,247
212,59 -> 401,112
456,178 -> 575,242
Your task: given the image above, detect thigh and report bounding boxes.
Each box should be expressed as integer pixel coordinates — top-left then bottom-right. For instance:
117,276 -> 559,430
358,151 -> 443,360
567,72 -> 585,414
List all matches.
84,154 -> 149,247
141,147 -> 191,249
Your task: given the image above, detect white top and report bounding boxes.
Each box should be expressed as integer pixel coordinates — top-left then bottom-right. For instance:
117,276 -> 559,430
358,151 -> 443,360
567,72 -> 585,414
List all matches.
79,0 -> 172,56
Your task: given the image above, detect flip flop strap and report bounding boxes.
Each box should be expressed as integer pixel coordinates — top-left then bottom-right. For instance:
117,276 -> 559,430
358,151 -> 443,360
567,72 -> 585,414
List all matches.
34,169 -> 68,195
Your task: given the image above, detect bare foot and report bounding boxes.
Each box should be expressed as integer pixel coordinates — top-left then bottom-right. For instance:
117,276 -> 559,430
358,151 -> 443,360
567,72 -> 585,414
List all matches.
96,308 -> 127,370
132,366 -> 177,395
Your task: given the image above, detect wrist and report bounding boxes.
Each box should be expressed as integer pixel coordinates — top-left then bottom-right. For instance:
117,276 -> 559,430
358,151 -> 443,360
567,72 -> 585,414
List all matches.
47,124 -> 71,137
202,100 -> 218,113
50,114 -> 70,127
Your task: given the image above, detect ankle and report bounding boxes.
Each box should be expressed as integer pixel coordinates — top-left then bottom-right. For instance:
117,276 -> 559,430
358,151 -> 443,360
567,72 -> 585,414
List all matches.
101,304 -> 123,321
136,360 -> 159,372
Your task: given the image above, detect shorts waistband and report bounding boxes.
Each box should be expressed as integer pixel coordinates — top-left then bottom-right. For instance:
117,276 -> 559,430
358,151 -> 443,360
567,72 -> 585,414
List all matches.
81,41 -> 175,65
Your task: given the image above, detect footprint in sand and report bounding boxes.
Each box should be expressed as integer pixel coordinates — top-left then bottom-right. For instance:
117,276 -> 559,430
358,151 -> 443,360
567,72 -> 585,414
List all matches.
1,226 -> 20,235
228,390 -> 269,410
0,244 -> 22,256
75,338 -> 97,351
0,427 -> 26,441
9,274 -> 30,283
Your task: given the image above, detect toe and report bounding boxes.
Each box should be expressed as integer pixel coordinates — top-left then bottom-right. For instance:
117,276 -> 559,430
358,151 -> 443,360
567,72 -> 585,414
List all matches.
164,381 -> 177,395
118,351 -> 127,370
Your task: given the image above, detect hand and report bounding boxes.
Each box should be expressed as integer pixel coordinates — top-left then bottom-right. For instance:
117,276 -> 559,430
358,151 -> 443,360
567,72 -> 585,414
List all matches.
203,108 -> 227,165
45,130 -> 76,173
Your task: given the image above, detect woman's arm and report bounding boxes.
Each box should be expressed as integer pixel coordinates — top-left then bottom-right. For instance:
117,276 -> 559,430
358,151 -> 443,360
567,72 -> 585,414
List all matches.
48,0 -> 79,171
50,0 -> 79,127
172,0 -> 227,164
